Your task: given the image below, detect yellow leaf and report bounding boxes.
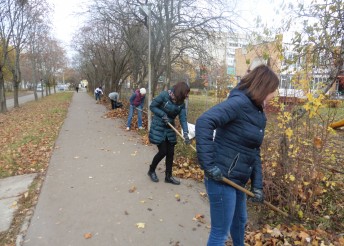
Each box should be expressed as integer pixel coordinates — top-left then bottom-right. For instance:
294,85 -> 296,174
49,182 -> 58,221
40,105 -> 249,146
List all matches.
175,194 -> 180,201
289,175 -> 295,181
84,233 -> 92,239
298,210 -> 304,219
285,128 -> 293,139
136,222 -> 145,229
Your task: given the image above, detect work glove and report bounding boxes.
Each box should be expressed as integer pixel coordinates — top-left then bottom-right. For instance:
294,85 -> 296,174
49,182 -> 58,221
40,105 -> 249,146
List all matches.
250,187 -> 264,203
205,166 -> 223,181
162,115 -> 169,125
183,132 -> 191,145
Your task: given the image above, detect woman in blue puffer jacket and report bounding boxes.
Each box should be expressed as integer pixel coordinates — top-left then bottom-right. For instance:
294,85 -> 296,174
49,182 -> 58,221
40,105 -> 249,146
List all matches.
148,82 -> 191,185
195,65 -> 279,246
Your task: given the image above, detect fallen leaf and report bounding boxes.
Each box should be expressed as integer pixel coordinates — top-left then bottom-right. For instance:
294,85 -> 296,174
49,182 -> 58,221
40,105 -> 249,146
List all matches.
313,136 -> 322,149
175,194 -> 180,201
271,227 -> 283,238
136,222 -> 145,229
199,192 -> 207,198
84,233 -> 92,239
129,186 -> 137,193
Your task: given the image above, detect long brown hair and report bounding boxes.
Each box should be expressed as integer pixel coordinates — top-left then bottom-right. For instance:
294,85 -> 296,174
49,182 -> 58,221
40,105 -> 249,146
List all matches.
173,82 -> 190,104
238,64 -> 279,105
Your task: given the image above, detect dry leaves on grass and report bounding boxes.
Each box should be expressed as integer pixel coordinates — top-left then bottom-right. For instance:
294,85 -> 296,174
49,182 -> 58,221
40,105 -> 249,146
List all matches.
0,93 -> 72,178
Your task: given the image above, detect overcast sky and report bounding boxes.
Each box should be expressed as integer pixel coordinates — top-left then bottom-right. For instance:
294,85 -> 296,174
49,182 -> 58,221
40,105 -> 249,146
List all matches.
47,0 -> 284,56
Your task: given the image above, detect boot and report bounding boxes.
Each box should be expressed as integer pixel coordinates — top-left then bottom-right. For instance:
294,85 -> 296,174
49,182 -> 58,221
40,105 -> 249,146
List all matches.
165,175 -> 180,185
147,170 -> 159,182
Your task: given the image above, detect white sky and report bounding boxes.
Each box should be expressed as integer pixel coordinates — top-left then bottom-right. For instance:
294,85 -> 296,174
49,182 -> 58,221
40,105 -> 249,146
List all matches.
47,0 -> 87,56
47,0 -> 285,57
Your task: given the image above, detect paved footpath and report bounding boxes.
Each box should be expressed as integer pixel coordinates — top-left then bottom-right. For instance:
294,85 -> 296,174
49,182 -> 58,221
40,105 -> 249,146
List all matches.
22,91 -> 210,246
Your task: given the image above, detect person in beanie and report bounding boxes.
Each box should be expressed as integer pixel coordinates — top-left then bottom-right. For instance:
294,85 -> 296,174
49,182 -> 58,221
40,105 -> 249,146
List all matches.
195,65 -> 279,246
126,88 -> 146,130
148,82 -> 191,185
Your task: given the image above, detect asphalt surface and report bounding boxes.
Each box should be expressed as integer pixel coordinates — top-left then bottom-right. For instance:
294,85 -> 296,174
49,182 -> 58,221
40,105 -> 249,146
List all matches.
21,90 -> 210,245
6,92 -> 42,110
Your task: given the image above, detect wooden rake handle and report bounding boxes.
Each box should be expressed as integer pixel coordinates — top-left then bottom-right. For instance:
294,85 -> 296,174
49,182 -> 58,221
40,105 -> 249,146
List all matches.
167,122 -> 196,152
167,122 -> 289,218
221,177 -> 289,217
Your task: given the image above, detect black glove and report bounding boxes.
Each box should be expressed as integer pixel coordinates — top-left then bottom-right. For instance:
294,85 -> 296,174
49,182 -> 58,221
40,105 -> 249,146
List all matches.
162,115 -> 169,125
183,132 -> 191,145
205,166 -> 222,181
250,188 -> 264,203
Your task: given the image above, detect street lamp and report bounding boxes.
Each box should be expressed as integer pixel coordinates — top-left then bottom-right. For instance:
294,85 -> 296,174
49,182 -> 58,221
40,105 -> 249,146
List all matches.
139,4 -> 152,131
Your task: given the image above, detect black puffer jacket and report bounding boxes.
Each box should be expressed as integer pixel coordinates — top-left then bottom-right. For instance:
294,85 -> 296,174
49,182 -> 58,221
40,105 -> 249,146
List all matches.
149,90 -> 188,145
195,87 -> 266,188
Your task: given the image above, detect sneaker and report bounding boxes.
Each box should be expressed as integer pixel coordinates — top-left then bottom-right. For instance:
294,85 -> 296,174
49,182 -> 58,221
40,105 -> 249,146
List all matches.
126,127 -> 130,131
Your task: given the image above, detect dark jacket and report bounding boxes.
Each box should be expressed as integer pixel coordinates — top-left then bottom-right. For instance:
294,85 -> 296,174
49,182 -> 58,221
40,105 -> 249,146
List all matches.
149,90 -> 188,145
195,87 -> 266,188
130,90 -> 145,107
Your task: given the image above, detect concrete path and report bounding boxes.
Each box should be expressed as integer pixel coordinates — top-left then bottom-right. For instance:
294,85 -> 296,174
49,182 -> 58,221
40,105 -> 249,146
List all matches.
21,91 -> 210,245
0,174 -> 37,233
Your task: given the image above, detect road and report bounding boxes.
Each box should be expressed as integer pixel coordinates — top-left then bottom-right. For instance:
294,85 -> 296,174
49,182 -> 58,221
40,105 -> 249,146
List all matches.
5,91 -> 62,110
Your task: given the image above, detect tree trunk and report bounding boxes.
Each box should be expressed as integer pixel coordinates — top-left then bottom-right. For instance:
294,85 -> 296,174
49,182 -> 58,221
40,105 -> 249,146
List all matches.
0,66 -> 8,113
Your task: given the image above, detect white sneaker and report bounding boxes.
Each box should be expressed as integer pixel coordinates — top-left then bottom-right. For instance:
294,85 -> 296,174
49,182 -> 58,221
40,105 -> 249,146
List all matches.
126,127 -> 130,131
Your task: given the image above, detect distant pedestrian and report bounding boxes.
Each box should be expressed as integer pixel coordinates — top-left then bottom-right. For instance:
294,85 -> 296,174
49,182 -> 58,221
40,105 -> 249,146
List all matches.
126,88 -> 146,130
195,65 -> 279,246
108,92 -> 123,109
147,82 -> 191,185
94,86 -> 103,102
75,86 -> 79,93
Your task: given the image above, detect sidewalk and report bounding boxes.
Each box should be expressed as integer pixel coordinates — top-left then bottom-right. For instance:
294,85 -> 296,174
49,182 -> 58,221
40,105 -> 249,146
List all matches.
22,91 -> 210,246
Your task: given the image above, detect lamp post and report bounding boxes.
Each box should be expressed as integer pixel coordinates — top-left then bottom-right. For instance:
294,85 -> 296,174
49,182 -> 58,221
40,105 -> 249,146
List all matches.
140,4 -> 152,131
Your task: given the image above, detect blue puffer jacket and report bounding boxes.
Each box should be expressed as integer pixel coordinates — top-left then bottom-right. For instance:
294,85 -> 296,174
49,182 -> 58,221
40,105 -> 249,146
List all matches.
149,90 -> 188,145
195,87 -> 266,188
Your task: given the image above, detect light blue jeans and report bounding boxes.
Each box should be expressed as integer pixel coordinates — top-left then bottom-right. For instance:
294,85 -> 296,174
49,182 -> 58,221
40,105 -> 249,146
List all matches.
127,105 -> 142,128
204,177 -> 247,246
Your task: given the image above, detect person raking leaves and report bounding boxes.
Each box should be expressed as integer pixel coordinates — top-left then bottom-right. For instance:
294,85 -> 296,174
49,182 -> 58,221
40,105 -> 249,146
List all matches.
147,82 -> 191,185
195,64 -> 279,246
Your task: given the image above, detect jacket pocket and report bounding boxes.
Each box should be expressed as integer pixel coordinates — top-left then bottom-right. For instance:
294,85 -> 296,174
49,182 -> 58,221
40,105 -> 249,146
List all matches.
227,153 -> 253,185
227,153 -> 240,176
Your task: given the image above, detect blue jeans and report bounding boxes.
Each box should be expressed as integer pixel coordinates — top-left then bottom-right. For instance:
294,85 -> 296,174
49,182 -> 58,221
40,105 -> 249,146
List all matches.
127,105 -> 142,128
205,177 -> 247,246
95,93 -> 101,101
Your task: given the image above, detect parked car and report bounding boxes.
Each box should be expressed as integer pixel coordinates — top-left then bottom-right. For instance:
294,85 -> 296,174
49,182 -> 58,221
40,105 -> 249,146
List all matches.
57,84 -> 69,91
36,84 -> 44,92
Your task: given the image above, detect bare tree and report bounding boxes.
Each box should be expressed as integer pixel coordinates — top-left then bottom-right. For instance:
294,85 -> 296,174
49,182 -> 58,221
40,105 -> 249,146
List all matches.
76,0 -> 242,96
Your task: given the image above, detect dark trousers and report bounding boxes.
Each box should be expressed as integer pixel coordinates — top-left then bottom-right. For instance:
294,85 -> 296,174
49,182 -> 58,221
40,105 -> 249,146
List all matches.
150,139 -> 175,176
111,100 -> 116,109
